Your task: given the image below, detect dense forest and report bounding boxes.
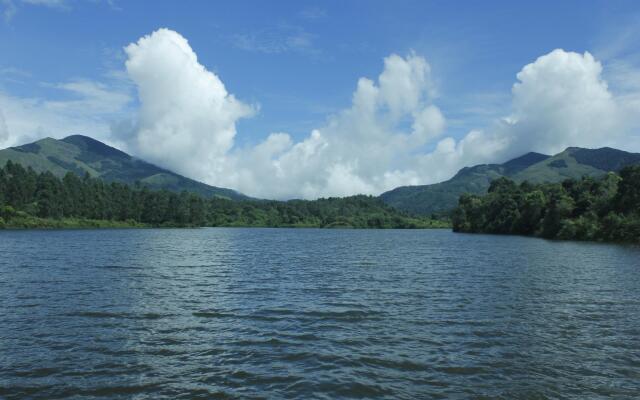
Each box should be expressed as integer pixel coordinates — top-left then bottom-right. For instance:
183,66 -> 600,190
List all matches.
0,161 -> 447,229
452,165 -> 640,243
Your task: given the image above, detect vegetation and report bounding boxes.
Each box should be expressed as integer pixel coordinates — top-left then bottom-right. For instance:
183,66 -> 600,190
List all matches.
452,166 -> 640,243
0,161 -> 448,229
382,147 -> 640,215
0,135 -> 248,200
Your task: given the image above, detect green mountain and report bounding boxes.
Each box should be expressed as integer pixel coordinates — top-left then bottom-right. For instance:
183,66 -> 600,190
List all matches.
380,147 -> 640,215
0,135 -> 248,200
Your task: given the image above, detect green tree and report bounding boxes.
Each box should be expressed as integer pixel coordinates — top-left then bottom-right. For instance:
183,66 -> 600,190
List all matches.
541,186 -> 575,238
517,190 -> 546,235
614,165 -> 640,214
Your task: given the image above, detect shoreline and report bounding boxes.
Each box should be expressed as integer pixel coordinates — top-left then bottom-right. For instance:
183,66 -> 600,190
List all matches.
0,216 -> 451,230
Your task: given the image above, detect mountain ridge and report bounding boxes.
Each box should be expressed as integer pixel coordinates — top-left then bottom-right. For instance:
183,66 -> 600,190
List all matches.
0,135 -> 248,200
3,135 -> 640,213
380,146 -> 640,215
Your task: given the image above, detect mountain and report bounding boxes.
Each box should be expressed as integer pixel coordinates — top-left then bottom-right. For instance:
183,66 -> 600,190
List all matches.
0,135 -> 248,200
380,147 -> 640,215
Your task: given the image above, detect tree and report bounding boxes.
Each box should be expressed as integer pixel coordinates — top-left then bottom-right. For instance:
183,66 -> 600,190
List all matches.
541,186 -> 575,238
517,190 -> 546,235
36,171 -> 63,218
614,165 -> 640,214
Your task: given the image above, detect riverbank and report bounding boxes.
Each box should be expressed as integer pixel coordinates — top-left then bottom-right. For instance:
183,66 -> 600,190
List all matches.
0,215 -> 451,229
1,162 -> 449,230
452,167 -> 640,244
0,214 -> 151,229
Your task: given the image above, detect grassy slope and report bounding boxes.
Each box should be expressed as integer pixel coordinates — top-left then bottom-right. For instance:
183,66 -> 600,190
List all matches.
0,147 -> 71,176
380,165 -> 505,216
512,150 -> 603,183
0,136 -> 247,200
380,148 -> 640,215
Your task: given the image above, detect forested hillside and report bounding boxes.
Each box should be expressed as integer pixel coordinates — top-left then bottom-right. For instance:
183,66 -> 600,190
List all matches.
0,161 -> 446,229
452,165 -> 640,243
382,147 -> 640,215
0,135 -> 247,200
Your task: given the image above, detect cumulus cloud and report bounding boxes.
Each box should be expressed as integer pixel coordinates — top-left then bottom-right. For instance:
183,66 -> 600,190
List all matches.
407,49 -> 640,183
503,49 -> 624,155
226,53 -> 445,198
3,27 -> 640,200
121,29 -> 446,198
124,28 -> 255,180
446,49 -> 640,167
118,29 -> 640,199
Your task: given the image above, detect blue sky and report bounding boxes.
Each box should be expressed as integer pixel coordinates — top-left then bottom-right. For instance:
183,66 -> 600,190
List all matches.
1,1 -> 640,198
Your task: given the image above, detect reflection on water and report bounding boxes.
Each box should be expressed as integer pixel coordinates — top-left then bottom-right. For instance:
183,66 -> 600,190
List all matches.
1,228 -> 639,399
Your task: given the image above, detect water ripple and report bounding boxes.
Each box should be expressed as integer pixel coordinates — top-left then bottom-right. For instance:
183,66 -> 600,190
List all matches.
1,228 -> 639,399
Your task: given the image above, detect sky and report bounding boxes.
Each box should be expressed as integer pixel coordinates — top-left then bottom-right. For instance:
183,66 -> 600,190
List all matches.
1,0 -> 640,199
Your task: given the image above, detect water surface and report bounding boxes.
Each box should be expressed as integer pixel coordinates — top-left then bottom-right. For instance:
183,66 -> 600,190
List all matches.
1,228 -> 639,399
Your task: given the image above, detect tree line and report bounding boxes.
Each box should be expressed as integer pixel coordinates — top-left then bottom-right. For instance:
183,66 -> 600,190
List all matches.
0,161 -> 446,229
452,165 -> 640,243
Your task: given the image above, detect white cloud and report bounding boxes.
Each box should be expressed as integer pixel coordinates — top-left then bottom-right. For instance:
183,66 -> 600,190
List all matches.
2,0 -> 71,22
45,79 -> 131,115
506,49 -> 623,155
436,49 -> 640,173
411,105 -> 445,144
299,6 -> 326,20
0,67 -> 32,80
0,76 -> 132,148
121,29 -> 446,198
120,29 -> 445,198
21,0 -> 67,8
119,30 -> 640,199
408,49 -> 640,182
3,26 -> 640,200
230,25 -> 318,56
123,28 -> 255,181
1,0 -> 16,22
0,108 -> 8,142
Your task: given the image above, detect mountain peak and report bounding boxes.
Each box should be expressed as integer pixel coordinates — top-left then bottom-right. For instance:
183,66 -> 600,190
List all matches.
380,145 -> 640,215
563,146 -> 581,152
63,134 -> 101,143
1,135 -> 249,200
501,151 -> 550,175
61,135 -> 130,160
570,146 -> 640,172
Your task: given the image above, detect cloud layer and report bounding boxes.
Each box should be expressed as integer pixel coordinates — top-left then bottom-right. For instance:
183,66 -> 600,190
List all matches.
123,29 -> 449,198
124,29 -> 255,182
505,49 -> 624,155
0,77 -> 131,148
2,28 -> 640,199
215,52 -> 448,198
120,29 -> 640,199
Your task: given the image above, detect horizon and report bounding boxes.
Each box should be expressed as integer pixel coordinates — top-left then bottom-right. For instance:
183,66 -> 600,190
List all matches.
1,1 -> 640,199
5,133 -> 637,200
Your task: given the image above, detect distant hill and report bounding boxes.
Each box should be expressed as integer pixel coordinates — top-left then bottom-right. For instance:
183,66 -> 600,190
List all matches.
0,135 -> 248,200
380,147 -> 640,215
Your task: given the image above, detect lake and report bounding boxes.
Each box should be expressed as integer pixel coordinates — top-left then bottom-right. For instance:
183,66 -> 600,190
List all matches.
1,228 -> 639,399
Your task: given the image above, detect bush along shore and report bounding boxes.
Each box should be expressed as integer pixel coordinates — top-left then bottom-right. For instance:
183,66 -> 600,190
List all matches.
0,161 -> 449,229
452,165 -> 640,243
